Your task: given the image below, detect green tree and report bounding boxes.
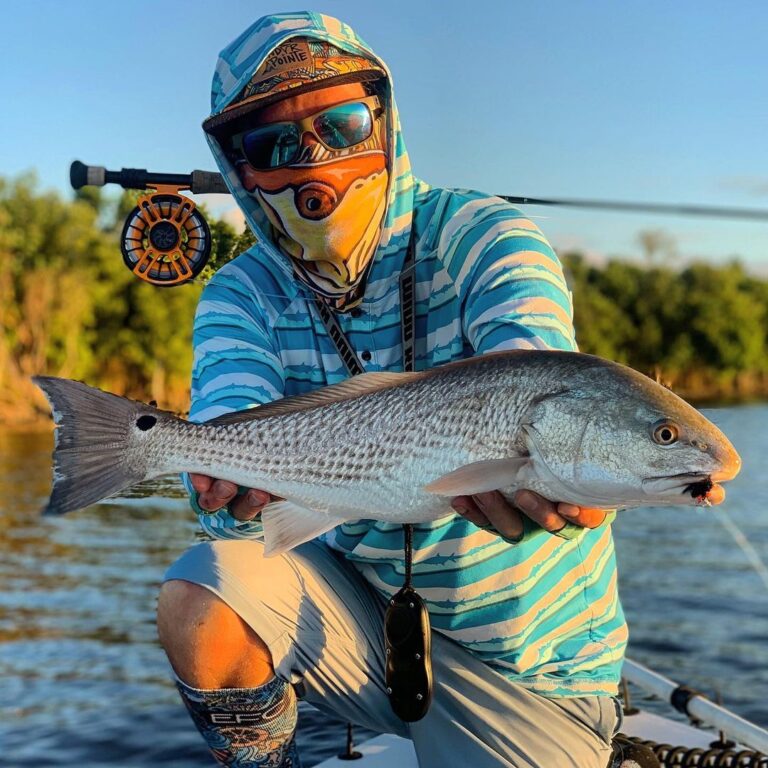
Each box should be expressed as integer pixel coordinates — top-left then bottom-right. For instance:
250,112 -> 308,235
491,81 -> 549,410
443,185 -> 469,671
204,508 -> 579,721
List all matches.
562,253 -> 635,362
0,176 -> 215,422
676,261 -> 766,373
0,174 -> 114,420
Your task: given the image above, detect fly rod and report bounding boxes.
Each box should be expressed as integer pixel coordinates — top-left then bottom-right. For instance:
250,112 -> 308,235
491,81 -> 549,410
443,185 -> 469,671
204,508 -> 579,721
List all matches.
69,160 -> 768,287
71,160 -> 768,221
497,195 -> 768,222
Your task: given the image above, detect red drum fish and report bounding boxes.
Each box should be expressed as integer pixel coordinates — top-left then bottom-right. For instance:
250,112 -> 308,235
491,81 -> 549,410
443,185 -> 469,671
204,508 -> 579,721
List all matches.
34,350 -> 741,556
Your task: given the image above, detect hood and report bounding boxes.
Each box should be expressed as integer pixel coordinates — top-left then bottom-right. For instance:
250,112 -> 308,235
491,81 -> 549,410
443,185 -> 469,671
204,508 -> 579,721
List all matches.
204,11 -> 416,302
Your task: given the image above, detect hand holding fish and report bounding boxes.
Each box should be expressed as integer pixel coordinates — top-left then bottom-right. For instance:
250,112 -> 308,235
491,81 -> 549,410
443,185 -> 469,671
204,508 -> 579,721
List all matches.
452,490 -> 608,540
192,469 -> 607,536
189,473 -> 273,521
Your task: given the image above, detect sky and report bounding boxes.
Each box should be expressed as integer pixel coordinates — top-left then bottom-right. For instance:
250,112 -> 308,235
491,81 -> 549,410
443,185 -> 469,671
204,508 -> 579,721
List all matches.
2,0 -> 768,267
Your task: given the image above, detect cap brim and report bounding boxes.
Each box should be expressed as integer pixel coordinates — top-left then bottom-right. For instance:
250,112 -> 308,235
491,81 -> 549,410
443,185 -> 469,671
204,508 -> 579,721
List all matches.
202,70 -> 385,137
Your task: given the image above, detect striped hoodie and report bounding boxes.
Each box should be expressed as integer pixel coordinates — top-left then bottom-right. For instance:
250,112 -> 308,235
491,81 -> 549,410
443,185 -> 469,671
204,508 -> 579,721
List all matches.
190,11 -> 627,698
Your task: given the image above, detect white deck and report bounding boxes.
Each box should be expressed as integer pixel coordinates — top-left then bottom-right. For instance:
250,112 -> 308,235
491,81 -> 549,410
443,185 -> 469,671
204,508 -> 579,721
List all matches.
316,733 -> 416,767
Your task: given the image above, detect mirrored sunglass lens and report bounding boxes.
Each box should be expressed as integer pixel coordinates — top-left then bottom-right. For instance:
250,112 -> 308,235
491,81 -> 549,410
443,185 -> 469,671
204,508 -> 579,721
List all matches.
313,103 -> 373,150
242,123 -> 300,168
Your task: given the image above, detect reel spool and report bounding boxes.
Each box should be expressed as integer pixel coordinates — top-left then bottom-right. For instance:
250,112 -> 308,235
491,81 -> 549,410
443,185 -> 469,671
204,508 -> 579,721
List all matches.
120,185 -> 211,286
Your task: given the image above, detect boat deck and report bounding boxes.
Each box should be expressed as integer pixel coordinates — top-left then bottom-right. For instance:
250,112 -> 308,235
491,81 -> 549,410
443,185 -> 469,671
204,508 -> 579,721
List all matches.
316,710 -> 737,766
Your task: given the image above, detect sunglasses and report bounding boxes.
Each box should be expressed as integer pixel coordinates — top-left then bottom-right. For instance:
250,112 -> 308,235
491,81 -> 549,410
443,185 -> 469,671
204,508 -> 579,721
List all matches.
230,96 -> 383,171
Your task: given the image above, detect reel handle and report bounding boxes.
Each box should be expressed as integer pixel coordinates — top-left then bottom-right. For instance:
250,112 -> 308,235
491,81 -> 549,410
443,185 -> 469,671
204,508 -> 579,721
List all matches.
69,160 -> 230,195
191,170 -> 230,195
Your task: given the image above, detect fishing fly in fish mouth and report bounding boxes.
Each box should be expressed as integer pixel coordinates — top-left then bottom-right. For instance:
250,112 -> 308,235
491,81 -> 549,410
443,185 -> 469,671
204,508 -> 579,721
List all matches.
35,12 -> 745,768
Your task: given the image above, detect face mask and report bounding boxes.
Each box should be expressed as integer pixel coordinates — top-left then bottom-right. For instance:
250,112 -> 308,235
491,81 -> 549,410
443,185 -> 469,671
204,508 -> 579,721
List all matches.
237,98 -> 389,310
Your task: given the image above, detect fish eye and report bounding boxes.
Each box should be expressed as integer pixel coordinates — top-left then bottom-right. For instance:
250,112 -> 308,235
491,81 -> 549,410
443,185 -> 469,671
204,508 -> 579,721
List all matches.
652,420 -> 679,446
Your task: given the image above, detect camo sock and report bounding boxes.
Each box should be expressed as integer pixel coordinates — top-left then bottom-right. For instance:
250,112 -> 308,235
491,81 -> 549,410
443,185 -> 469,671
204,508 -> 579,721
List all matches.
175,675 -> 301,767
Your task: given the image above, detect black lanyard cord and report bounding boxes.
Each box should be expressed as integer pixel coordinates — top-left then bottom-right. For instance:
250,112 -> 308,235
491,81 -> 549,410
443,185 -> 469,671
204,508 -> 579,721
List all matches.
399,227 -> 416,591
403,522 -> 413,589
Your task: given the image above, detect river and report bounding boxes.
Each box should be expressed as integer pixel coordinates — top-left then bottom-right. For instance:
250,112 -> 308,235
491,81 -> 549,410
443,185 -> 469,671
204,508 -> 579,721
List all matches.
2,404 -> 767,766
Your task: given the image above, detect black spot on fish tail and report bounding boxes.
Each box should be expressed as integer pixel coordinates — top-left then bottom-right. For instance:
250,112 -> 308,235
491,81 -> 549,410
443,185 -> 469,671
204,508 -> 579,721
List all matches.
685,476 -> 714,500
136,415 -> 157,431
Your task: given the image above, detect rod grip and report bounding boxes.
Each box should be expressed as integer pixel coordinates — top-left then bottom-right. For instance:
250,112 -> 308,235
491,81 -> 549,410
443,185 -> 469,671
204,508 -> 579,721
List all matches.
70,160 -> 106,189
70,160 -> 230,195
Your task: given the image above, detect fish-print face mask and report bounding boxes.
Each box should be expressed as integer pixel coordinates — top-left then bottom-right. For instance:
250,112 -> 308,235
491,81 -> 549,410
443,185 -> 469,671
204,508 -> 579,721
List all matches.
236,94 -> 389,310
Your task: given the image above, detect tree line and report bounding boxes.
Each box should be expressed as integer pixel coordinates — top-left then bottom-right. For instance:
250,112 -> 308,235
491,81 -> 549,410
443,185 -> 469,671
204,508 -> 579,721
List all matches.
0,174 -> 765,427
0,174 -> 251,426
562,251 -> 768,400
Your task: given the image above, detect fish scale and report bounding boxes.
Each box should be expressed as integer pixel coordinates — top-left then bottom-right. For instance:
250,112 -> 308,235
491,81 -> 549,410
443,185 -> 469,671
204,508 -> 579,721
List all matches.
34,349 -> 741,556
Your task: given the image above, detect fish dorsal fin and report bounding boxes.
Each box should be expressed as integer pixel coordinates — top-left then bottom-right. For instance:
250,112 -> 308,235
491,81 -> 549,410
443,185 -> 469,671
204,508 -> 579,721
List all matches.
206,371 -> 423,425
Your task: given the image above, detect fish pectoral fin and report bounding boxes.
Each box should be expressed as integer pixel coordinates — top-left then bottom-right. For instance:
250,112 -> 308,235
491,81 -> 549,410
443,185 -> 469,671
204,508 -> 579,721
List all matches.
261,500 -> 347,558
423,458 -> 532,497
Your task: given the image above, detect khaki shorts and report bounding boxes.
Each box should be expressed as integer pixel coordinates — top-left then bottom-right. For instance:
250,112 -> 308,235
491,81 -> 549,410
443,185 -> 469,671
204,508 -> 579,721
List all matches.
164,539 -> 621,768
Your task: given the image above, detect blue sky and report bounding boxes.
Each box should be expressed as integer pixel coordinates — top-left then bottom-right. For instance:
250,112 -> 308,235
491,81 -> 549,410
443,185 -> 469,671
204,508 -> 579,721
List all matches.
2,0 -> 767,266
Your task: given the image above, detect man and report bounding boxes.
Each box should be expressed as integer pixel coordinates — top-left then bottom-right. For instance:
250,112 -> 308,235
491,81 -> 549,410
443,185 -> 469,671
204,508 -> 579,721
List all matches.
158,12 -> 626,768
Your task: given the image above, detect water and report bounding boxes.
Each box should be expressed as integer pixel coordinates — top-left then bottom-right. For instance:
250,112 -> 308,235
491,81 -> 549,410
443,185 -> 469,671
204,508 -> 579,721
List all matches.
2,406 -> 767,766
613,405 -> 768,726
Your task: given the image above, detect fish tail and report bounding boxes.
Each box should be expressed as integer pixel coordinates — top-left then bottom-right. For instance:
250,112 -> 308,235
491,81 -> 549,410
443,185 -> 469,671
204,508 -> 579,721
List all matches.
33,376 -> 170,515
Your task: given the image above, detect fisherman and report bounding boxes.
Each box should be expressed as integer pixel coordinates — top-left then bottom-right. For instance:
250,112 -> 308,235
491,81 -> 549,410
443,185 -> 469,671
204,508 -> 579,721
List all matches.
157,12 -> 626,768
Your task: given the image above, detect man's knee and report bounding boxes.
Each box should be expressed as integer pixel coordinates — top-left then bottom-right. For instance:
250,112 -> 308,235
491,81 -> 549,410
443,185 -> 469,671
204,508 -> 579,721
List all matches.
157,579 -> 274,689
156,580 -> 213,655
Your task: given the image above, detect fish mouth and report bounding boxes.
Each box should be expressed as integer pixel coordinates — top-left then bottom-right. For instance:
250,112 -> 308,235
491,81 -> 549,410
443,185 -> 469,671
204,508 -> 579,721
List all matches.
642,473 -> 726,505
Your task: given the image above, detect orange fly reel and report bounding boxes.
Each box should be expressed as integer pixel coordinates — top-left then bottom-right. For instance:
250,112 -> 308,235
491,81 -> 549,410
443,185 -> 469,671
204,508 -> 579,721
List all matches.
71,162 -> 228,287
120,184 -> 211,286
